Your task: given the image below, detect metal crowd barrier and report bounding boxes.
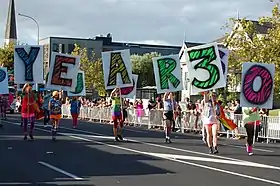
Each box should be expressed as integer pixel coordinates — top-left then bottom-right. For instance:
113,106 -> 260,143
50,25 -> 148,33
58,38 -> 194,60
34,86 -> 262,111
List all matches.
61,104 -> 280,143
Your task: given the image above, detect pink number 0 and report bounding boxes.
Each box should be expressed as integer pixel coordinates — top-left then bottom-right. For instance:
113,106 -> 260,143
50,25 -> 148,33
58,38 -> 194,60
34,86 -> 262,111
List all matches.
243,65 -> 273,105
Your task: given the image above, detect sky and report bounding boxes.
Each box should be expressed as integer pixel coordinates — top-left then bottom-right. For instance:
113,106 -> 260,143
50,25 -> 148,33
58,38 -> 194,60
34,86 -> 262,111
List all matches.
0,0 -> 275,46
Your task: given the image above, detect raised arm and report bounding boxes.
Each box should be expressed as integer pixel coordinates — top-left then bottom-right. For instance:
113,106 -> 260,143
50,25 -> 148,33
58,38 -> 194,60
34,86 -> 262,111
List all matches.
59,90 -> 66,104
163,92 -> 170,101
110,88 -> 118,98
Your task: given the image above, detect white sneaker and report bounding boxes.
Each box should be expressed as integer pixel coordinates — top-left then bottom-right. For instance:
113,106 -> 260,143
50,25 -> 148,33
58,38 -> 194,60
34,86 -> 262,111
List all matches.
248,152 -> 254,156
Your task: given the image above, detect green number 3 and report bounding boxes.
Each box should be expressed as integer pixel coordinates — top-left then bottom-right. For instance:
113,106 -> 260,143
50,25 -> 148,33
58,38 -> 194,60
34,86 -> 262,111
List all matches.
187,46 -> 220,89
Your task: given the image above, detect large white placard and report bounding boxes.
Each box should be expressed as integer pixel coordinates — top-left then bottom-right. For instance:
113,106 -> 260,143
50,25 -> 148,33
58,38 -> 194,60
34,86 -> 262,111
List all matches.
185,43 -> 226,94
120,74 -> 138,99
153,54 -> 183,94
68,71 -> 86,97
0,68 -> 9,94
14,45 -> 44,84
240,62 -> 275,109
102,49 -> 133,90
46,52 -> 80,91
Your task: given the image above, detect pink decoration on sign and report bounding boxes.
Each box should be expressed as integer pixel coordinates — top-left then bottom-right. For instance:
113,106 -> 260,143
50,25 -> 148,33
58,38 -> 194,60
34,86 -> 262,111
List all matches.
243,65 -> 273,105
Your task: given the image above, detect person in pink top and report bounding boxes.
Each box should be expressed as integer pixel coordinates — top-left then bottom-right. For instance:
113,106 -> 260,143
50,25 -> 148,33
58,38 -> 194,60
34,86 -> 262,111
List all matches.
135,100 -> 144,123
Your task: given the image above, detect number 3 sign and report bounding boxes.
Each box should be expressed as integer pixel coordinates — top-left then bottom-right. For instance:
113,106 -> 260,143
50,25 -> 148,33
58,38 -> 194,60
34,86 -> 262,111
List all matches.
185,43 -> 226,95
240,62 -> 275,109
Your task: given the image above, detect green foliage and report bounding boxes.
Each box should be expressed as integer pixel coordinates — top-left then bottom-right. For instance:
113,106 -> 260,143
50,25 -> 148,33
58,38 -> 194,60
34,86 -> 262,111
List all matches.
225,3 -> 280,99
131,52 -> 161,87
0,43 -> 14,69
71,44 -> 106,96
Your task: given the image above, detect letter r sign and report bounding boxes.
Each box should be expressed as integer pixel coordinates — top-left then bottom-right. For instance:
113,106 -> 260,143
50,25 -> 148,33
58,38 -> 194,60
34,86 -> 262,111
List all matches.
46,52 -> 80,91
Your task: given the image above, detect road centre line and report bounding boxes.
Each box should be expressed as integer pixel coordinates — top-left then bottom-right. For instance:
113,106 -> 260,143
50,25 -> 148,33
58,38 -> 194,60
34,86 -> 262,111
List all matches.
5,119 -> 274,153
6,121 -> 280,185
56,120 -> 275,153
38,161 -> 83,180
34,127 -> 280,186
5,121 -> 274,162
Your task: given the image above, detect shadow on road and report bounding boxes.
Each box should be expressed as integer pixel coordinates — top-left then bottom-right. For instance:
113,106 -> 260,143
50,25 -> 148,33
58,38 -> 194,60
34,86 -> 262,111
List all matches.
0,121 -> 174,185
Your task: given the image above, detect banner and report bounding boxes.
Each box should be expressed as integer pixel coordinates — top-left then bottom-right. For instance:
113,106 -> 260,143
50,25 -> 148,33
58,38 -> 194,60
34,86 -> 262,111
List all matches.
0,68 -> 9,94
14,45 -> 44,84
68,71 -> 86,97
120,74 -> 138,98
185,43 -> 226,94
102,49 -> 133,90
153,54 -> 183,94
46,52 -> 80,91
240,62 -> 275,109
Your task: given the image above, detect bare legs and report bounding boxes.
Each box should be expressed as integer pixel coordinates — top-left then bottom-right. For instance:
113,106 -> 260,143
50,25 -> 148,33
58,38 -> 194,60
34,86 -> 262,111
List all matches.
205,124 -> 218,154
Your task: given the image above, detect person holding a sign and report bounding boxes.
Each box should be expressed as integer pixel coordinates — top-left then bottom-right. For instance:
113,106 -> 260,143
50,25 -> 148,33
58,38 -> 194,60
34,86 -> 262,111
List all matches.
110,88 -> 124,142
21,83 -> 38,140
0,95 -> 8,120
243,107 -> 261,156
163,92 -> 176,143
70,96 -> 81,128
48,91 -> 64,141
201,92 -> 220,154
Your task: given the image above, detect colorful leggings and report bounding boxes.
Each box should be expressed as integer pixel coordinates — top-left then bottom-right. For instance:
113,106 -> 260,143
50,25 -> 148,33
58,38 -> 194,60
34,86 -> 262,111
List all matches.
22,116 -> 35,135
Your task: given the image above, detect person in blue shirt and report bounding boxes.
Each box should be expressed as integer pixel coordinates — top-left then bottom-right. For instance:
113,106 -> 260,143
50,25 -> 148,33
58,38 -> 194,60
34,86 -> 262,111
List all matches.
70,97 -> 81,128
42,92 -> 52,127
48,91 -> 63,141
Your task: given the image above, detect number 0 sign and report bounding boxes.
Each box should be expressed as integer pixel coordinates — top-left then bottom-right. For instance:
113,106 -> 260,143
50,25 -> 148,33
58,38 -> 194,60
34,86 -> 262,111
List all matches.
240,62 -> 275,109
185,43 -> 226,95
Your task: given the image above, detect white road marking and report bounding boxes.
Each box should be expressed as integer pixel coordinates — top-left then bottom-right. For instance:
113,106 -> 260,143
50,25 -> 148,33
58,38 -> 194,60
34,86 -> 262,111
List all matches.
221,143 -> 274,153
38,161 -> 83,180
60,132 -> 128,141
40,122 -> 273,161
148,152 -> 280,170
5,121 -> 275,163
6,121 -> 280,185
60,134 -> 280,185
0,183 -> 31,185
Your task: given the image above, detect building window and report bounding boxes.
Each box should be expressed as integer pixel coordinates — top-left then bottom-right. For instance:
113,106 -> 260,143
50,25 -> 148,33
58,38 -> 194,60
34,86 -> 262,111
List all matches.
87,48 -> 94,59
59,44 -> 65,53
52,43 -> 59,52
68,44 -> 75,54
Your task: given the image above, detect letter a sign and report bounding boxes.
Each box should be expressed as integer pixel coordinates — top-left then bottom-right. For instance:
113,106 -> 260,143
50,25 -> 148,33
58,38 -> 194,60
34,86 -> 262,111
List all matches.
102,49 -> 133,90
14,45 -> 44,84
153,54 -> 183,94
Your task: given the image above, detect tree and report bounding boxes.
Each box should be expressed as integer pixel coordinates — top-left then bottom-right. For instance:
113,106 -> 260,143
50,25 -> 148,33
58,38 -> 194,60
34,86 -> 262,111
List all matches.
71,44 -> 106,96
0,43 -> 14,69
131,52 -> 161,87
224,3 -> 280,99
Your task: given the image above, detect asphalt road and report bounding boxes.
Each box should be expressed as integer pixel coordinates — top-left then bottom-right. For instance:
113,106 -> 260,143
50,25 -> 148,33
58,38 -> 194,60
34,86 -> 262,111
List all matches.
1,114 -> 280,186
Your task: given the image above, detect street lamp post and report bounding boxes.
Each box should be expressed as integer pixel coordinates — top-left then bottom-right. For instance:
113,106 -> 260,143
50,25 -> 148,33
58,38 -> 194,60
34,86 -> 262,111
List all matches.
18,13 -> 40,91
18,13 -> 39,44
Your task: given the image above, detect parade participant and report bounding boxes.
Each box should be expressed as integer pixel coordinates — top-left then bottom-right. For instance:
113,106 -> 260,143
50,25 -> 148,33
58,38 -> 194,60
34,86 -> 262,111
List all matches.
201,91 -> 220,154
110,88 -> 124,141
0,95 -> 8,120
70,96 -> 81,128
21,83 -> 37,140
243,107 -> 261,156
42,92 -> 52,127
163,92 -> 176,143
49,90 -> 63,140
35,92 -> 44,120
